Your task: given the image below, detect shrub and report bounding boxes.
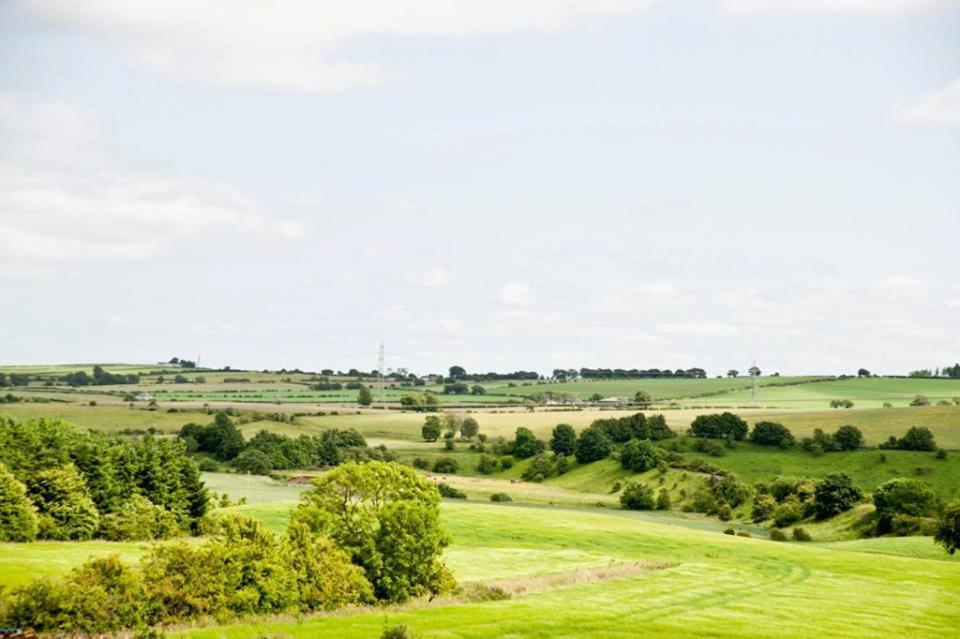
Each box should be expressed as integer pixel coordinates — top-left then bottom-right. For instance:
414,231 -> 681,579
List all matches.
897,426 -> 937,452
233,448 -> 273,475
769,529 -> 787,541
910,395 -> 930,407
656,488 -> 671,510
935,499 -> 960,555
713,474 -> 752,508
751,494 -> 776,523
549,423 -> 577,456
620,439 -> 659,472
490,492 -> 512,503
723,527 -> 735,535
574,425 -> 613,464
0,464 -> 37,541
736,531 -> 751,538
873,478 -> 939,526
512,427 -> 542,459
792,527 -> 812,541
291,462 -> 452,603
412,457 -> 430,470
812,473 -> 862,519
477,454 -> 498,475
717,504 -> 732,521
98,496 -> 179,541
381,626 -> 410,639
432,457 -> 459,474
498,456 -> 514,470
833,425 -> 864,451
772,500 -> 804,528
437,483 -> 466,499
937,448 -> 948,460
695,439 -> 726,457
749,421 -> 794,447
620,483 -> 655,510
521,455 -> 555,482
689,412 -> 748,441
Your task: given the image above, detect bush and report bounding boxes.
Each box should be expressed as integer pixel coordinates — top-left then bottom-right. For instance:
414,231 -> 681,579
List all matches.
460,417 -> 479,439
770,529 -> 787,541
833,425 -> 864,451
812,473 -> 862,519
291,462 -> 452,603
713,474 -> 752,508
689,413 -> 748,441
412,457 -> 430,470
432,457 -> 459,474
477,454 -> 498,475
498,456 -> 514,470
656,488 -> 671,510
873,478 -> 939,527
772,500 -> 804,528
437,483 -> 466,499
937,448 -> 948,460
549,423 -> 577,456
620,483 -> 655,510
717,504 -> 732,521
574,425 -> 613,464
910,395 -> 931,407
792,527 -> 812,541
381,626 -> 410,639
521,455 -> 556,483
0,464 -> 37,541
751,494 -> 776,523
98,496 -> 179,541
490,492 -> 512,503
749,421 -> 794,447
723,527 -> 735,535
897,426 -> 937,451
695,439 -> 726,457
935,499 -> 960,554
233,448 -> 273,475
620,439 -> 659,472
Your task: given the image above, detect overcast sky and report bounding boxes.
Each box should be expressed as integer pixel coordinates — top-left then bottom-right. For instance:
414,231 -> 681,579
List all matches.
1,1 -> 958,376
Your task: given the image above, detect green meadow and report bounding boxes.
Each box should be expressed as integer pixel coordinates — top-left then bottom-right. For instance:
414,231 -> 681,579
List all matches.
168,500 -> 960,639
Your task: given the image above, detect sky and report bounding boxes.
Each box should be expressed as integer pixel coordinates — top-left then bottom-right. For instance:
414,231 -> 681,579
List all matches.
0,0 -> 958,377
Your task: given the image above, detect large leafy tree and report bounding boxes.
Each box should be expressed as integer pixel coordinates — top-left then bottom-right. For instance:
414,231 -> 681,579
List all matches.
620,439 -> 659,472
290,461 -> 453,603
574,425 -> 613,463
512,427 -> 542,459
549,423 -> 577,456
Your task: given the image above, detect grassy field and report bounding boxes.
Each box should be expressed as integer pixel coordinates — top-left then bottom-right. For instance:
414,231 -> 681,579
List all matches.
167,500 -> 960,639
675,377 -> 960,409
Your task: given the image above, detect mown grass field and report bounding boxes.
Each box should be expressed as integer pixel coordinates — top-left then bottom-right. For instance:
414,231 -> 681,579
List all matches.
168,500 -> 960,639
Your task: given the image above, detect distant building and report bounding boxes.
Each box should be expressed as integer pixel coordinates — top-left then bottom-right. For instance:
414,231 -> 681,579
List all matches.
136,391 -> 152,402
597,397 -> 622,406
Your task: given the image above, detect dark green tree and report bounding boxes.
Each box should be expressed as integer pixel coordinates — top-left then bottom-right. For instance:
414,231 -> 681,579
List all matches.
574,425 -> 613,464
812,473 -> 862,519
549,423 -> 577,456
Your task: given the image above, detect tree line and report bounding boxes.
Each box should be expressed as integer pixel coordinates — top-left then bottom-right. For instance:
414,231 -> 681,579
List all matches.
0,417 -> 208,543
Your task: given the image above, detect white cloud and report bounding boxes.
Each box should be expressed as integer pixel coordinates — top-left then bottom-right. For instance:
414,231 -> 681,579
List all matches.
17,0 -> 656,92
417,269 -> 453,288
893,78 -> 960,126
0,95 -> 307,264
721,0 -> 954,14
874,275 -> 930,300
500,281 -> 532,306
656,322 -> 740,337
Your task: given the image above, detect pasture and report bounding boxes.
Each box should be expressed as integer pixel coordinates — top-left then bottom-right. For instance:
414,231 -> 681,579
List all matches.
169,500 -> 960,639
